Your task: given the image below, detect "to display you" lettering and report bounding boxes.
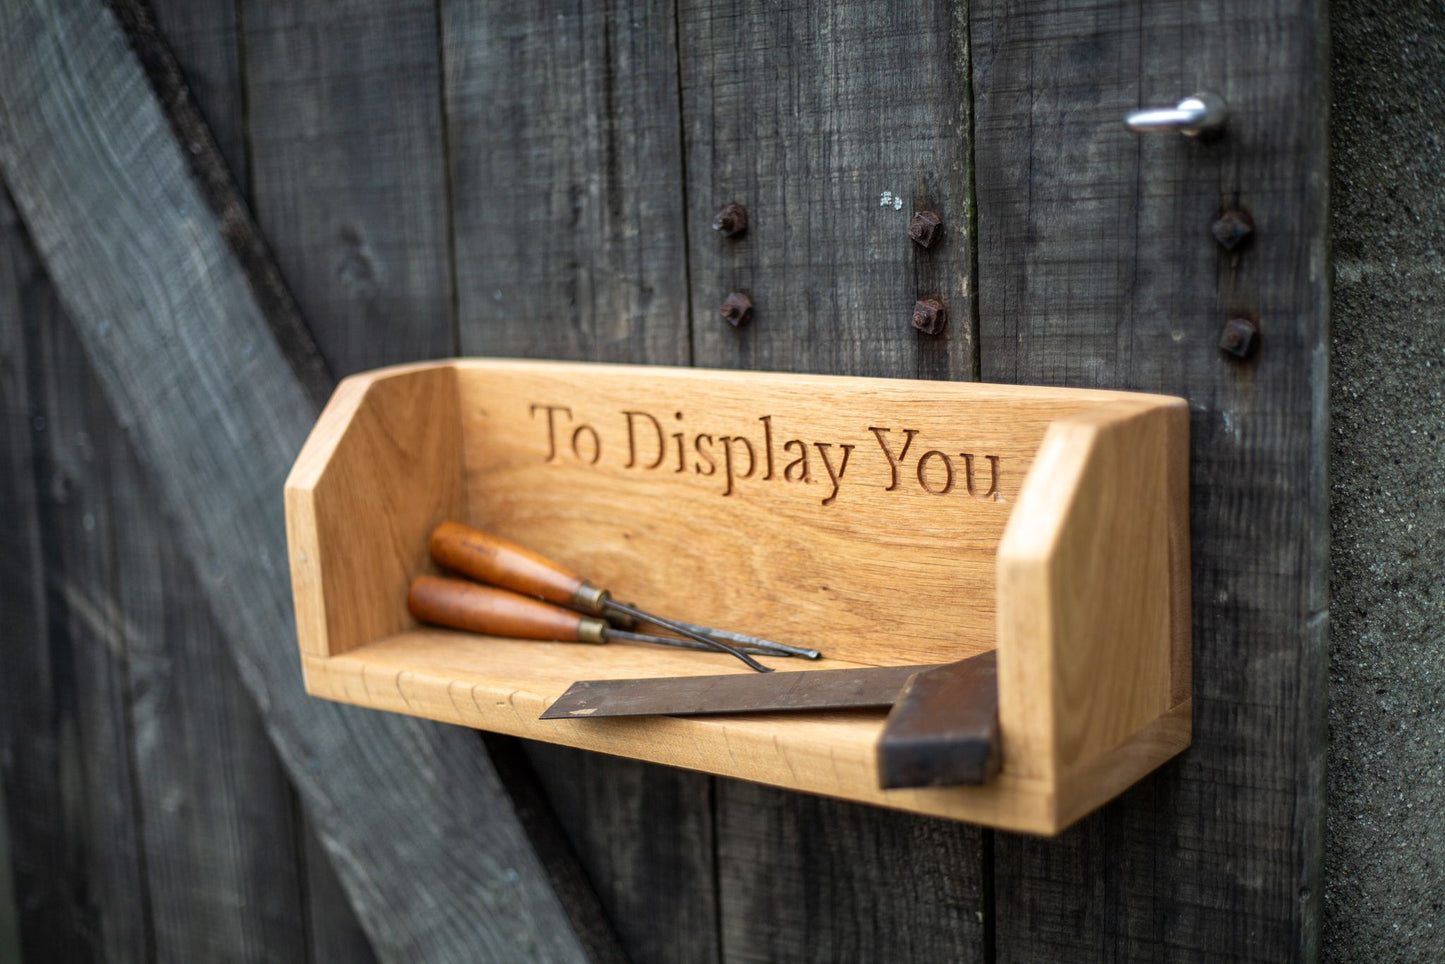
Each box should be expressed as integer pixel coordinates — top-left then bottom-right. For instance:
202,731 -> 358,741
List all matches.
530,404 -> 1002,507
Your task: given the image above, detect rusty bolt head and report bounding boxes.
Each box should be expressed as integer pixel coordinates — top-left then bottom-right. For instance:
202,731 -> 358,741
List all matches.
912,298 -> 948,335
719,291 -> 753,327
1211,208 -> 1254,252
713,202 -> 748,239
1218,317 -> 1259,358
908,210 -> 944,248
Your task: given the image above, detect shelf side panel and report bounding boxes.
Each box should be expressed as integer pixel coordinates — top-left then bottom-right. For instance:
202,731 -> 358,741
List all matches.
287,364 -> 464,658
998,401 -> 1186,801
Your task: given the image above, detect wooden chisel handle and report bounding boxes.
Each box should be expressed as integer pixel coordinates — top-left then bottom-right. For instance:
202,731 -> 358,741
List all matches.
428,522 -> 609,613
408,576 -> 607,643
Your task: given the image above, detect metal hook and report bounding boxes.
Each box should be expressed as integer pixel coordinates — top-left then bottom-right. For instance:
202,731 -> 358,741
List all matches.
1125,92 -> 1227,137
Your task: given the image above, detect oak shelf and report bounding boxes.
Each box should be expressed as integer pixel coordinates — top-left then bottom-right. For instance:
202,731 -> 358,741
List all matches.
285,359 -> 1191,835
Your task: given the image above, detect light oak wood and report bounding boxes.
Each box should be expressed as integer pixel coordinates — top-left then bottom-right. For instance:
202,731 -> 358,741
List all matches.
286,359 -> 1192,834
996,401 -> 1185,786
286,362 -> 464,659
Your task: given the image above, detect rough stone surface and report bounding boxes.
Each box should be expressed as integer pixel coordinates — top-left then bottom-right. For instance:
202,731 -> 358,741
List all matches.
1327,1 -> 1445,957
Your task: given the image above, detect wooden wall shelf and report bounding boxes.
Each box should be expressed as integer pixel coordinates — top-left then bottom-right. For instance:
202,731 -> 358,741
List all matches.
284,360 -> 1191,835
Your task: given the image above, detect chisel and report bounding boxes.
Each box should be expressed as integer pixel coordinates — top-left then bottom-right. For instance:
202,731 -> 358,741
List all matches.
408,576 -> 790,658
428,522 -> 802,671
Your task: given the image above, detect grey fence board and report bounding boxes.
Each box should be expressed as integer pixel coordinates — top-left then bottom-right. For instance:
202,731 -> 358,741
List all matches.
0,190 -> 149,964
74,318 -> 312,962
679,0 -> 977,379
675,3 -> 987,961
714,787 -> 988,964
970,0 -> 1330,959
0,3 -> 589,959
243,0 -> 455,374
440,3 -> 718,961
444,0 -> 693,364
126,5 -> 379,957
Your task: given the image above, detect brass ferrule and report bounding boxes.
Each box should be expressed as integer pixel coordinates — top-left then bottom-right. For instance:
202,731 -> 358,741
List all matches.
577,617 -> 609,645
571,581 -> 610,615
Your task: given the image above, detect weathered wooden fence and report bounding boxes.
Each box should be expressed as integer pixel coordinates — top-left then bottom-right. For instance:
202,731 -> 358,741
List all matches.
0,0 -> 1349,960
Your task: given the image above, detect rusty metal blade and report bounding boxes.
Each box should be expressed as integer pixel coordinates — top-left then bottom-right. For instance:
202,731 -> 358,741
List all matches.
540,664 -> 936,719
877,651 -> 999,788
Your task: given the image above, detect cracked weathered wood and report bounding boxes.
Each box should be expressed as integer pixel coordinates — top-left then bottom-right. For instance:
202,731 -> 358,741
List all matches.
0,2 -> 590,959
440,4 -> 718,959
244,0 -> 455,375
126,3 -> 378,959
679,0 -> 977,381
0,189 -> 153,964
970,0 -> 1329,958
445,0 -> 693,365
675,2 -> 987,958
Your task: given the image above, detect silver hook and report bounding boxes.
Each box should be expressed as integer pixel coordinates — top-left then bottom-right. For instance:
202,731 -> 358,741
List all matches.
1125,92 -> 1227,137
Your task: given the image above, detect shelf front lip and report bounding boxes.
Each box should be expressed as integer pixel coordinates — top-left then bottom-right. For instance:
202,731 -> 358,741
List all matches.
300,639 -> 1192,836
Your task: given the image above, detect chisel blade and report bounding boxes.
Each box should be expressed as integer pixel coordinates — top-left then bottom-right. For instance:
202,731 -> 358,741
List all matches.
540,663 -> 935,719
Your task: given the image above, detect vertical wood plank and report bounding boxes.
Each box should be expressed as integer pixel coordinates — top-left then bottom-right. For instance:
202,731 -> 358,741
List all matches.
716,786 -> 987,964
108,441 -> 314,961
445,0 -> 692,363
0,200 -> 55,963
680,0 -> 976,379
676,3 -> 988,961
1,187 -> 318,962
72,328 -> 315,963
0,189 -> 143,964
44,349 -> 157,964
0,781 -> 17,964
971,0 -> 1329,959
442,4 -> 716,962
528,752 -> 717,964
244,0 -> 455,373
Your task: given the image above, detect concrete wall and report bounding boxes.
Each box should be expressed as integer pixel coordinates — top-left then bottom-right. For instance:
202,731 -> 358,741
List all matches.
1327,1 -> 1445,957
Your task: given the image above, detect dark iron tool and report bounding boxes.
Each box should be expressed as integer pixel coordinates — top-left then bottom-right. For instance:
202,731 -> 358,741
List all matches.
639,617 -> 819,661
541,651 -> 1001,788
408,576 -> 804,658
429,521 -> 813,671
543,662 -> 930,716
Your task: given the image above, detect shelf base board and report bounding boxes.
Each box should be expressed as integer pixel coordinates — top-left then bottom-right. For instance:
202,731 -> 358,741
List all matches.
301,629 -> 1190,836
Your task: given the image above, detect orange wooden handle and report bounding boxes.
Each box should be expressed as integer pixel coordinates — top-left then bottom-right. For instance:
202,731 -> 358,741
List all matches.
408,576 -> 587,641
429,521 -> 587,606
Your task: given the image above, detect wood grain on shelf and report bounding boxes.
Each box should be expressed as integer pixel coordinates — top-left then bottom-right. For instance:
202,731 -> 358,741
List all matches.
450,359 -> 1159,668
299,630 -> 1191,836
286,363 -> 465,659
997,400 -> 1189,785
